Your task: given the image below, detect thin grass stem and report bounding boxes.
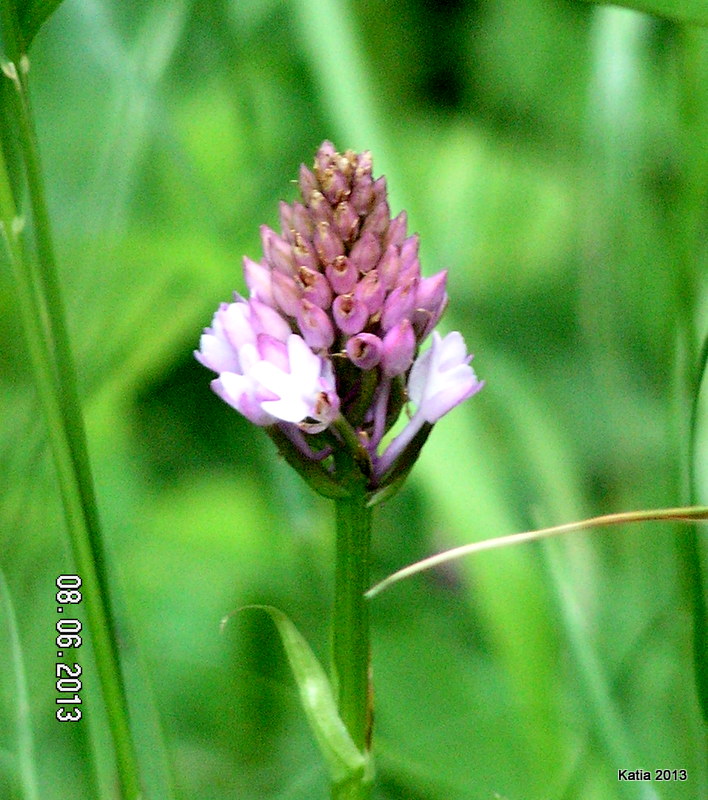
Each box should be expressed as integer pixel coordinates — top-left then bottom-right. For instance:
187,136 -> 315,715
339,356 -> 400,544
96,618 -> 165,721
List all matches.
367,505 -> 708,599
0,43 -> 142,800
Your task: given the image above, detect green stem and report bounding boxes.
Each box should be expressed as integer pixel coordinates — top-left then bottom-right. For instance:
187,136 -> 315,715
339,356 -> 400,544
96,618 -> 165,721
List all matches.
331,455 -> 373,800
674,25 -> 708,745
0,42 -> 142,800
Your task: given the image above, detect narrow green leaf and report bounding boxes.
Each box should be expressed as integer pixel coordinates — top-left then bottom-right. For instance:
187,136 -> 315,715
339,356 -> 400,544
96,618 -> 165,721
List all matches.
17,0 -> 65,48
579,0 -> 708,28
234,605 -> 366,784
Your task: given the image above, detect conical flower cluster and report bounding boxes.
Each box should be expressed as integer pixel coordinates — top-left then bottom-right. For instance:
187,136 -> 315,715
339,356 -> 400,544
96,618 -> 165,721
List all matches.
197,142 -> 482,496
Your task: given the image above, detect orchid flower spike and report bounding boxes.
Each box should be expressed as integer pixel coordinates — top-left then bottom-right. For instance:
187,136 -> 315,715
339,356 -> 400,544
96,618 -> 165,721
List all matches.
196,142 -> 483,500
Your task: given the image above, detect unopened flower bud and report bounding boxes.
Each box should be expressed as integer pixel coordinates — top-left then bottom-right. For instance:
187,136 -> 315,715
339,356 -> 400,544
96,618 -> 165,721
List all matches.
314,221 -> 344,266
333,293 -> 369,334
381,279 -> 418,332
292,233 -> 319,271
272,270 -> 302,316
279,201 -> 294,243
350,152 -> 373,214
413,270 -> 448,337
320,166 -> 349,205
384,211 -> 408,250
378,244 -> 401,290
243,257 -> 275,306
298,164 -> 318,203
299,266 -> 332,308
334,200 -> 360,242
346,333 -> 383,370
354,270 -> 385,315
400,234 -> 419,268
326,255 -> 358,295
292,202 -> 314,239
397,254 -> 420,284
381,319 -> 415,377
261,225 -> 295,275
297,299 -> 335,349
314,140 -> 337,179
361,196 -> 390,239
349,231 -> 381,274
415,270 -> 448,311
308,190 -> 333,225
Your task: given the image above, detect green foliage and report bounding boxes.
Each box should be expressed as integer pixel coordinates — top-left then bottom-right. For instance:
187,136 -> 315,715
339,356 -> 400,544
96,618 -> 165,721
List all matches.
1,0 -> 707,799
581,0 -> 708,27
238,606 -> 366,785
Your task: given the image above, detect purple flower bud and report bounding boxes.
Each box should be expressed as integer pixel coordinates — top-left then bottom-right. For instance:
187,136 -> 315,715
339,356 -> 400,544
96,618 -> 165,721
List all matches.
413,270 -> 448,338
346,333 -> 383,370
333,293 -> 369,335
350,152 -> 373,214
292,233 -> 319,272
398,236 -> 421,284
361,195 -> 390,239
243,257 -> 275,306
377,244 -> 401,290
400,234 -> 419,265
272,270 -> 303,316
381,319 -> 416,377
296,299 -> 335,349
314,140 -> 337,177
326,256 -> 358,295
298,266 -> 332,308
349,231 -> 381,274
279,201 -> 295,243
384,211 -> 408,250
415,269 -> 448,311
333,200 -> 360,242
292,202 -> 314,239
261,225 -> 295,275
307,190 -> 334,226
298,164 -> 318,204
354,270 -> 385,315
314,221 -> 344,266
381,279 -> 418,332
320,166 -> 349,205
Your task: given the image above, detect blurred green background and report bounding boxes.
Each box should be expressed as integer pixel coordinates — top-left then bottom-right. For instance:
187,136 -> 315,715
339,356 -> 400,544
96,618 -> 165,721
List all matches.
1,0 -> 707,798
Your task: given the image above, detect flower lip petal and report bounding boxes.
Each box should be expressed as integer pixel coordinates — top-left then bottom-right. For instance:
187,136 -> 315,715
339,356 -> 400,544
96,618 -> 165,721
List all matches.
195,331 -> 239,374
407,330 -> 483,422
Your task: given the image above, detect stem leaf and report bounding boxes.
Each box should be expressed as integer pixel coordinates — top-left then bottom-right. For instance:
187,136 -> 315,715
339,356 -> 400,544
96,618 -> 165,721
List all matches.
16,0 -> 65,48
237,605 -> 366,784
